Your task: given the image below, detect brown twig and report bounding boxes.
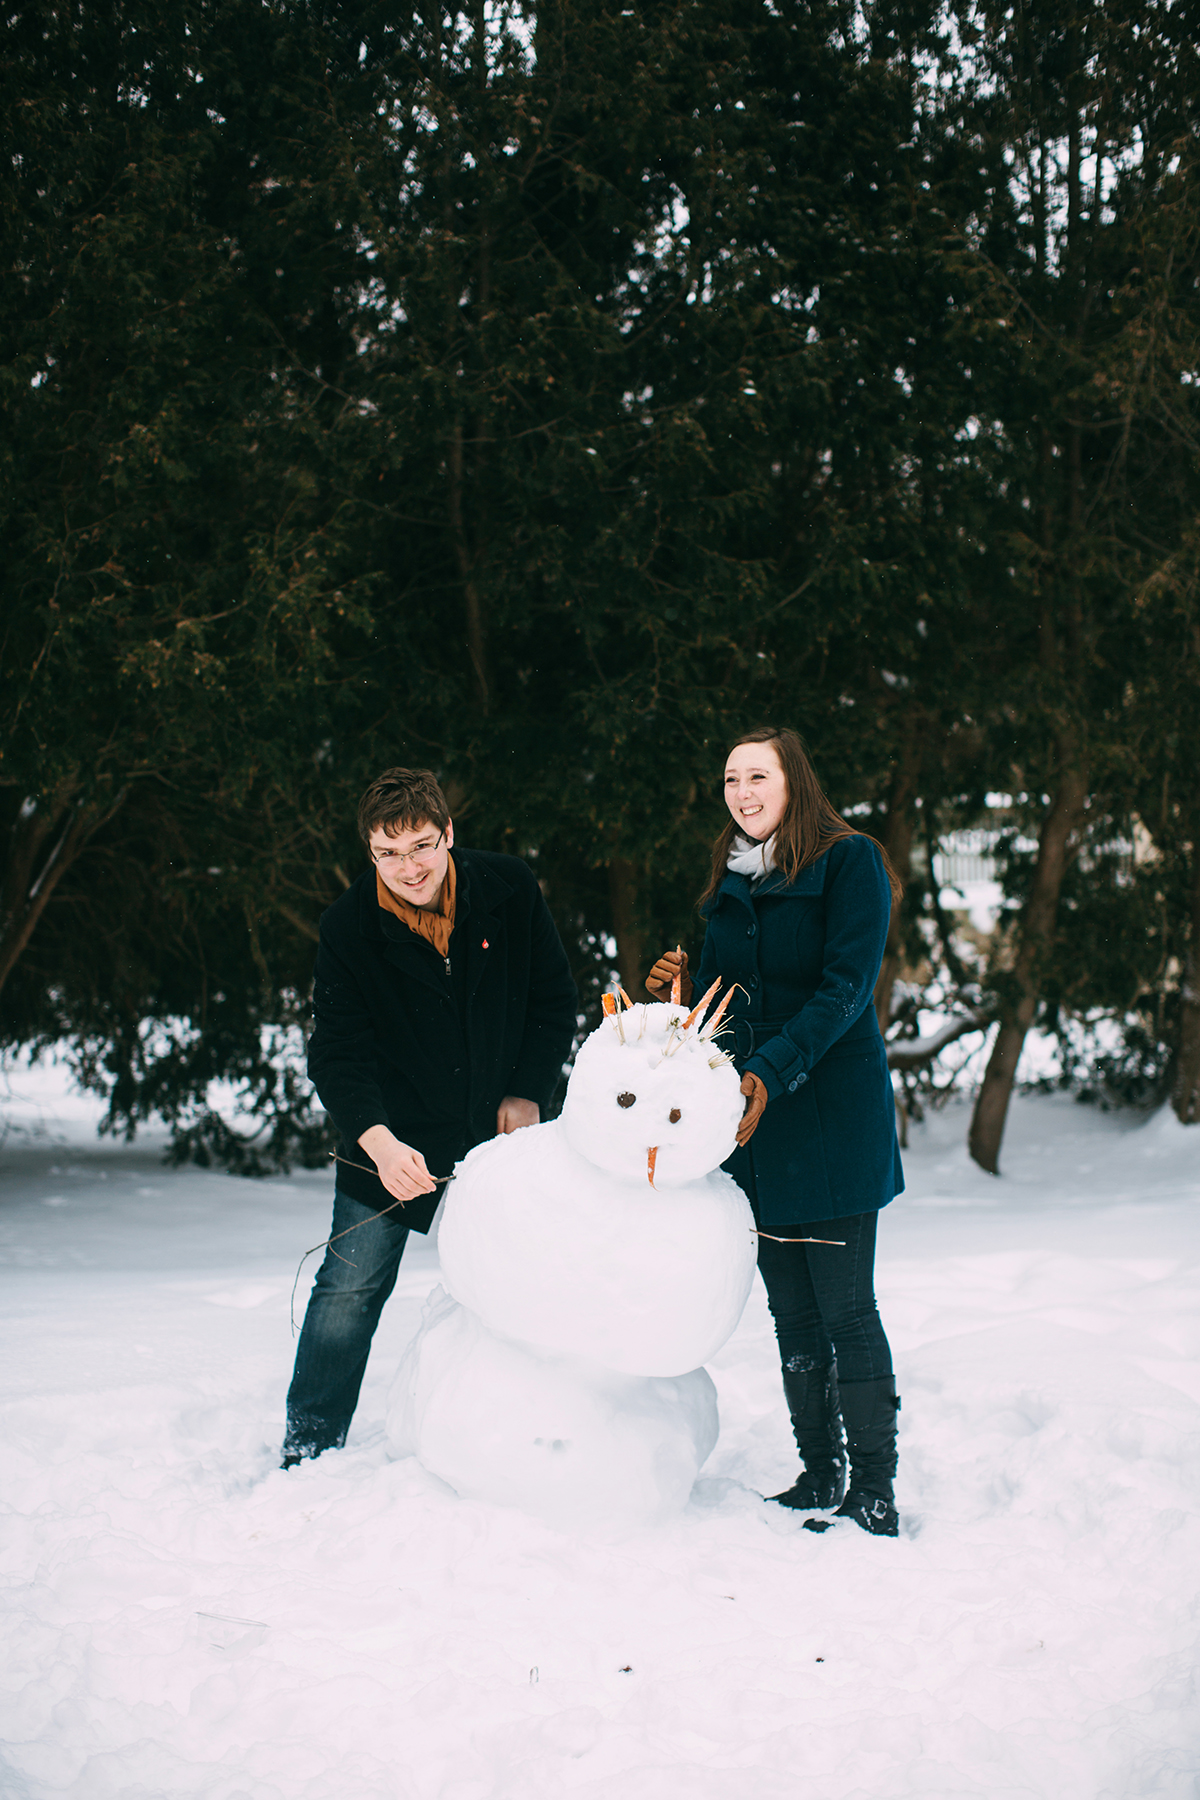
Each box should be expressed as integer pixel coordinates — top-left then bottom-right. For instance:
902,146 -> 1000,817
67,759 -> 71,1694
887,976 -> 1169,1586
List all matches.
289,1161 -> 454,1334
332,1152 -> 454,1182
754,1231 -> 846,1245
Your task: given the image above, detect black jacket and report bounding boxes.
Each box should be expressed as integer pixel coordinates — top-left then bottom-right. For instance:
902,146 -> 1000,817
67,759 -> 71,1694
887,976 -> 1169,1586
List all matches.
307,848 -> 577,1230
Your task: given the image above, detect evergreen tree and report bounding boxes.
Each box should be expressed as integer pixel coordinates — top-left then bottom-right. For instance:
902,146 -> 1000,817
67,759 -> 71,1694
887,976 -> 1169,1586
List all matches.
4,0 -> 1197,1167
947,0 -> 1200,1167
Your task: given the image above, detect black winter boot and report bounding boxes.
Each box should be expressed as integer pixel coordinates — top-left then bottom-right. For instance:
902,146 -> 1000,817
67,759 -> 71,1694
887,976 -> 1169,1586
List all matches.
769,1362 -> 847,1510
804,1376 -> 899,1536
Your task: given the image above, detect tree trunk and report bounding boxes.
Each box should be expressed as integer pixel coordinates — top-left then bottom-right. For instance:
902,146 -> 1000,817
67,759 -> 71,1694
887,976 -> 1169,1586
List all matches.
968,758 -> 1087,1173
1171,834 -> 1200,1123
0,784 -> 128,999
872,715 -> 925,1031
606,857 -> 647,999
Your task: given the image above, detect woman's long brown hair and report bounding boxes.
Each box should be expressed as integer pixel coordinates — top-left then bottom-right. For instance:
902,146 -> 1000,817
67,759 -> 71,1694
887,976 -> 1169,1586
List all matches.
699,727 -> 903,908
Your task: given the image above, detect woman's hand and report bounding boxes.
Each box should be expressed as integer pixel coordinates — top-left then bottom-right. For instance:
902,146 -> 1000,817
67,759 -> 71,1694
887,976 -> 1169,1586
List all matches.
735,1071 -> 768,1146
646,947 -> 693,1004
358,1125 -> 438,1202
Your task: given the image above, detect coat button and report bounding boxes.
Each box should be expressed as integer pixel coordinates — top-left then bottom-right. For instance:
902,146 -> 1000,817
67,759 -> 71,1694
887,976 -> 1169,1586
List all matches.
788,1073 -> 809,1092
747,924 -> 756,937
748,975 -> 759,990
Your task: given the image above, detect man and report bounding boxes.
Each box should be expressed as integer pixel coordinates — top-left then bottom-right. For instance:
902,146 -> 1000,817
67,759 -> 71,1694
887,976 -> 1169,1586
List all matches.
283,767 -> 577,1465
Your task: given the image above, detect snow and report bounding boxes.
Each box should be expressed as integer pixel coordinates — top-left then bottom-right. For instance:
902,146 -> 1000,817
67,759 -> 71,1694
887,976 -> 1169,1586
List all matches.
387,1287 -> 720,1530
939,877 -> 1005,934
557,1002 -> 746,1189
3,1053 -> 1200,1799
433,1128 -> 754,1376
433,1008 -> 754,1376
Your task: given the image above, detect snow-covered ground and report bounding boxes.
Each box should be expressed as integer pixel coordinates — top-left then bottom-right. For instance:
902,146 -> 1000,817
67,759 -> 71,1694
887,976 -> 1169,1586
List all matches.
2,1059 -> 1199,1800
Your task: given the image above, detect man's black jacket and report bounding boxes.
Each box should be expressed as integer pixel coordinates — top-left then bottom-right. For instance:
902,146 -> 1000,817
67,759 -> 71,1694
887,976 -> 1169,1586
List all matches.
307,848 -> 577,1230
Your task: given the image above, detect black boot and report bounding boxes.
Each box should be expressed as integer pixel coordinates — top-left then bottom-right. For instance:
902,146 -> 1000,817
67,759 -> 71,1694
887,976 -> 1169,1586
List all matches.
769,1362 -> 846,1510
804,1377 -> 899,1537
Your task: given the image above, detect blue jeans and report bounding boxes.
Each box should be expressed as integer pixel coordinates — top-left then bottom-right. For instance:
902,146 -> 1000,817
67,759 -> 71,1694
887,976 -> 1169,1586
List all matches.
755,1210 -> 893,1384
284,1188 -> 410,1458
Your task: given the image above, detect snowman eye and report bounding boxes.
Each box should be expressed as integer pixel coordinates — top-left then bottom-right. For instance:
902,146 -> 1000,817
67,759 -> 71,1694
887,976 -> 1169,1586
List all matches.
669,1108 -> 682,1124
616,1092 -> 636,1108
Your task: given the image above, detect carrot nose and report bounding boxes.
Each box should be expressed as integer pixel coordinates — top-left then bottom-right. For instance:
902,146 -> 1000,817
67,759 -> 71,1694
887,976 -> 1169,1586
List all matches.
647,1146 -> 658,1187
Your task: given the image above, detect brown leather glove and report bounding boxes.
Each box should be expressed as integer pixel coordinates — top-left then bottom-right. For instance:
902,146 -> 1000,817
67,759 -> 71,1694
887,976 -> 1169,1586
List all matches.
735,1071 -> 768,1146
645,947 -> 693,1005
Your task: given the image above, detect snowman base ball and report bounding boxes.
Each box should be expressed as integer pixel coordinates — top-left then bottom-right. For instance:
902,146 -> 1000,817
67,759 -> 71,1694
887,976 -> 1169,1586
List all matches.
386,1288 -> 719,1530
387,999 -> 757,1527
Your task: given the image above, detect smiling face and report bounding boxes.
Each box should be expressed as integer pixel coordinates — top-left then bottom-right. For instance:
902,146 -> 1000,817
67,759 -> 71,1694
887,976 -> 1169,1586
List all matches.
369,816 -> 454,909
724,739 -> 789,841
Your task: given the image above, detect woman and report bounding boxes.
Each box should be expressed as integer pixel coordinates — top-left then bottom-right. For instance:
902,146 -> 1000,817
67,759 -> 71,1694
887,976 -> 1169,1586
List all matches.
647,727 -> 904,1536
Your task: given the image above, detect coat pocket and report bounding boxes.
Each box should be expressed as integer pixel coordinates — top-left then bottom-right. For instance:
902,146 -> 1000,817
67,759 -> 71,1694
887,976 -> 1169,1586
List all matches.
808,1042 -> 895,1210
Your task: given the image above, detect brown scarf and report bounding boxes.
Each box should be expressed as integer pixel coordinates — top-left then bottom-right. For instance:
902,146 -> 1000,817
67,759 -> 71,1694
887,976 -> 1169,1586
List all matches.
375,851 -> 457,959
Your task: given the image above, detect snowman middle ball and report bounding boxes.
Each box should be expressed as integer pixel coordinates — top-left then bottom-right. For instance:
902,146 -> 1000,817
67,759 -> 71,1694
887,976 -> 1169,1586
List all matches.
436,1002 -> 757,1377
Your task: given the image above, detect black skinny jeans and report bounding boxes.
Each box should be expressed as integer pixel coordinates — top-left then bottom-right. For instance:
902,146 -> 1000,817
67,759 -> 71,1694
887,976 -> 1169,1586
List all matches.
756,1209 -> 893,1384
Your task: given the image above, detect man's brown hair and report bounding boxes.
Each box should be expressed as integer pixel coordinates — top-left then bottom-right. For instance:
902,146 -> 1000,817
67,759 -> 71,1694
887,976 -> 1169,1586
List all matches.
356,768 -> 451,844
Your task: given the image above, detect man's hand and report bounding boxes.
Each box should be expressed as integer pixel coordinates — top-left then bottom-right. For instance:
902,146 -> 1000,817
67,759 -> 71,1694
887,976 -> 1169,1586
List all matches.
735,1071 -> 768,1147
358,1124 -> 438,1202
497,1096 -> 540,1135
646,947 -> 692,1004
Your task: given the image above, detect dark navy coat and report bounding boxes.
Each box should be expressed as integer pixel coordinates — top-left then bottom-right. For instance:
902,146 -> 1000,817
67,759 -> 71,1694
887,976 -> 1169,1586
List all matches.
691,833 -> 903,1230
307,849 -> 577,1231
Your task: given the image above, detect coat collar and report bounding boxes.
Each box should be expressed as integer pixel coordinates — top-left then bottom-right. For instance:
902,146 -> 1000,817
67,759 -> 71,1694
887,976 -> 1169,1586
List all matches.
355,849 -> 516,1002
356,847 -> 513,943
701,849 -> 829,917
455,848 -> 515,918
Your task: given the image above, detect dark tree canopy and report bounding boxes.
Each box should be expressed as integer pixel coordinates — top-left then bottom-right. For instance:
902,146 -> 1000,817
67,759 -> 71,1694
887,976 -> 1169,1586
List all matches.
3,0 -> 1199,1171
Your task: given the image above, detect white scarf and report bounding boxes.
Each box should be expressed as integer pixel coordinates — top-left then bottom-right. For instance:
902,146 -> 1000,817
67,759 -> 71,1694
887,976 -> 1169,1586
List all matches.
726,832 -> 777,883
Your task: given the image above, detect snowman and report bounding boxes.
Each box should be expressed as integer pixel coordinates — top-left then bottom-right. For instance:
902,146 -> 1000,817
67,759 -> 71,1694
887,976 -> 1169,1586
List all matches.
385,984 -> 757,1528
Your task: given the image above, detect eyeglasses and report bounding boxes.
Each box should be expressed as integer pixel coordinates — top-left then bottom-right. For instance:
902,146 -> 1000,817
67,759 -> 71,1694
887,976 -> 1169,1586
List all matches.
371,832 -> 444,870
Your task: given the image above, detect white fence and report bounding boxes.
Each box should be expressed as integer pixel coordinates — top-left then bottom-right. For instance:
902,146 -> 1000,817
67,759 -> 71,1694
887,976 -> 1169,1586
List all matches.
929,829 -> 1036,888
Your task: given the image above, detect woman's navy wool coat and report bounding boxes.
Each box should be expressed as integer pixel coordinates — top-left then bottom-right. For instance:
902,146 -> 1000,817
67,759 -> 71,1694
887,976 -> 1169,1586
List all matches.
691,833 -> 904,1231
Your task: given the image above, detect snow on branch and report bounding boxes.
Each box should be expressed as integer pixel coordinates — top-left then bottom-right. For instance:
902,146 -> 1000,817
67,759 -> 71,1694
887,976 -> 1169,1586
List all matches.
886,1011 -> 992,1072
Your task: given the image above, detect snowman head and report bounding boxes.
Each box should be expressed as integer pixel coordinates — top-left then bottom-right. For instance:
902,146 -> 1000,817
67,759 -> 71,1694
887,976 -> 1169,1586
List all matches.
560,998 -> 744,1186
